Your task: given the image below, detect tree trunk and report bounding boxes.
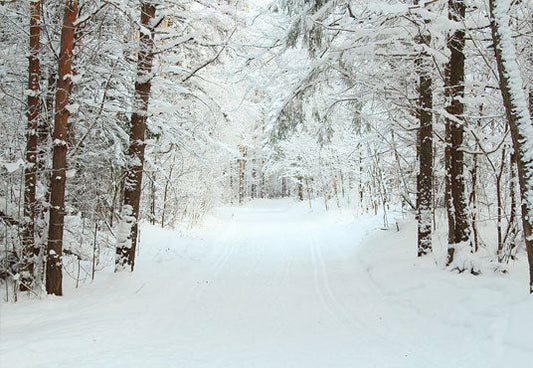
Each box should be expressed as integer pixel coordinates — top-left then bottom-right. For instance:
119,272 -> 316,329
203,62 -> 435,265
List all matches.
501,151 -> 519,262
415,27 -> 433,257
34,71 -> 55,287
445,0 -> 470,265
496,147 -> 506,260
260,158 -> 266,198
297,176 -> 304,201
469,105 -> 483,253
115,2 -> 156,272
489,0 -> 533,292
46,0 -> 78,296
470,152 -> 479,252
161,164 -> 172,228
251,158 -> 257,199
21,0 -> 41,291
149,174 -> 156,225
238,145 -> 245,203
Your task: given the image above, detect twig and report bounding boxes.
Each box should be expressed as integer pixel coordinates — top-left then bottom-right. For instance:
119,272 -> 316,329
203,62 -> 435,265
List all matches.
182,28 -> 236,82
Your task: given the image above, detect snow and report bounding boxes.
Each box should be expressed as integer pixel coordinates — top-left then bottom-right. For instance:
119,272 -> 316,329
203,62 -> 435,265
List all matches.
491,0 -> 533,216
0,159 -> 24,173
116,204 -> 136,254
492,0 -> 533,148
65,102 -> 80,113
1,199 -> 532,367
53,138 -> 68,146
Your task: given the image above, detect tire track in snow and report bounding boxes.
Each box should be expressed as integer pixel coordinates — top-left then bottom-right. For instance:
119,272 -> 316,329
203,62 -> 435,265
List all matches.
212,220 -> 239,274
308,239 -> 353,341
309,236 -> 365,332
311,235 -> 393,339
187,220 -> 239,301
311,234 -> 437,367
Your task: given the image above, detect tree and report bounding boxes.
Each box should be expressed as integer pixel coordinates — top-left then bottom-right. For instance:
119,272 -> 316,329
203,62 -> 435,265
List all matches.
46,0 -> 78,296
489,0 -> 533,292
20,0 -> 41,291
445,0 -> 470,265
115,2 -> 156,272
415,18 -> 433,257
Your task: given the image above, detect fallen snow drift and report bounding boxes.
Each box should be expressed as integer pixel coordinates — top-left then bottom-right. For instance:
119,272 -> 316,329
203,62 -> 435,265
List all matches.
1,199 -> 532,367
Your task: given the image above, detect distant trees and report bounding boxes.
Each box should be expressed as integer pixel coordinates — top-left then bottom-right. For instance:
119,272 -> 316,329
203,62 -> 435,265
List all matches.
1,0 -> 532,296
261,0 -> 532,288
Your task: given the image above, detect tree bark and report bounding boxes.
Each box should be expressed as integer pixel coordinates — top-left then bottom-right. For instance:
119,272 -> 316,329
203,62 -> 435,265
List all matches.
251,158 -> 257,199
496,147 -> 506,260
445,0 -> 470,265
238,145 -> 245,203
21,0 -> 41,291
489,0 -> 533,292
415,28 -> 433,257
46,0 -> 78,296
501,151 -> 519,262
297,176 -> 304,201
115,2 -> 156,272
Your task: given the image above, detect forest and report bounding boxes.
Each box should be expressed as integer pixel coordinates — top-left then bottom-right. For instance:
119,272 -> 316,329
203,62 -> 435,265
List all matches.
1,0 -> 532,367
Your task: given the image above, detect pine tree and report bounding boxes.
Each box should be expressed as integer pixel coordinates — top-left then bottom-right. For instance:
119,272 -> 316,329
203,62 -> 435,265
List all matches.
415,21 -> 433,257
46,0 -> 78,296
115,2 -> 156,272
21,0 -> 41,291
445,0 -> 470,265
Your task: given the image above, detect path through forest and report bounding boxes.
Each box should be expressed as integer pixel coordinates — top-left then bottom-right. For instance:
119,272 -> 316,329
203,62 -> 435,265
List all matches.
1,200 -> 532,367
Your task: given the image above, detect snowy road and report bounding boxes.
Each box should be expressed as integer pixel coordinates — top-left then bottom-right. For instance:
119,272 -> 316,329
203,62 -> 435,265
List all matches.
1,200 -> 532,367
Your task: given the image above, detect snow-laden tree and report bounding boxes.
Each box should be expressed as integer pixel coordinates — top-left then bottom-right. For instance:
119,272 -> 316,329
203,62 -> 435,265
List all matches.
489,0 -> 533,292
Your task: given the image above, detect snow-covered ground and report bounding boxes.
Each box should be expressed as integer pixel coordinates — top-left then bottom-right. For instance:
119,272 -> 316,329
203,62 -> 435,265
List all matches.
1,199 -> 532,367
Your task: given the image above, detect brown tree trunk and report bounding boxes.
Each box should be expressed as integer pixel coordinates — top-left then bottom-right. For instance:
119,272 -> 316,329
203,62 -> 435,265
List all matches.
415,28 -> 433,257
251,158 -> 257,199
496,147 -> 506,260
46,0 -> 78,296
501,151 -> 519,262
21,0 -> 41,291
332,172 -> 340,208
470,152 -> 479,252
149,174 -> 156,225
238,145 -> 246,203
34,71 -> 55,286
489,0 -> 533,292
445,0 -> 470,266
161,164 -> 172,228
115,2 -> 156,272
469,105 -> 483,253
260,159 -> 266,198
297,176 -> 304,201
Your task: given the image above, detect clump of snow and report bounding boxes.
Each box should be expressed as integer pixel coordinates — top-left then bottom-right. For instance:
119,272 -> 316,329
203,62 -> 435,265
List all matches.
1,159 -> 24,173
116,204 -> 135,252
491,0 -> 533,210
